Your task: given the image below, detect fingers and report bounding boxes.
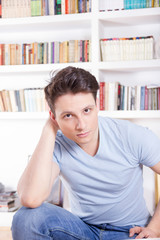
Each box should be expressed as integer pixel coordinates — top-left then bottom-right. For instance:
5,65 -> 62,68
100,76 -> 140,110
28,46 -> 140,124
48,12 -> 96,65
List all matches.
129,226 -> 157,239
129,226 -> 143,237
135,230 -> 149,239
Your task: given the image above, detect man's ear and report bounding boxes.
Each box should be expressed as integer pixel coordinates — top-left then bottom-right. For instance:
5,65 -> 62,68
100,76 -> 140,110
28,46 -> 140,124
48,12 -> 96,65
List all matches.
96,97 -> 99,112
49,110 -> 59,127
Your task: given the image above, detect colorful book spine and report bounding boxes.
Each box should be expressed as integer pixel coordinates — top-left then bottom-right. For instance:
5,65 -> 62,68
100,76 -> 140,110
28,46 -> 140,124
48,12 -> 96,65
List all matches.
56,0 -> 61,14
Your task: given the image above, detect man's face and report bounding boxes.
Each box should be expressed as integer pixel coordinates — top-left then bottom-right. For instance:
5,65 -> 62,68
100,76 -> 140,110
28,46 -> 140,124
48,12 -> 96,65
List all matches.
54,92 -> 99,150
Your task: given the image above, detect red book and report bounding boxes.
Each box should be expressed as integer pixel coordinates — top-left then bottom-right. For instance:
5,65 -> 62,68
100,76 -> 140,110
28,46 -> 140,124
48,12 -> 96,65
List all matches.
158,88 -> 160,110
0,44 -> 2,65
100,82 -> 105,110
144,86 -> 148,110
65,0 -> 69,14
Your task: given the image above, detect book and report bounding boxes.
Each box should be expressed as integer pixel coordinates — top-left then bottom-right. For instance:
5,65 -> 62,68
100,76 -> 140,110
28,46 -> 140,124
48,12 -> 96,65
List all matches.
0,0 -> 1,18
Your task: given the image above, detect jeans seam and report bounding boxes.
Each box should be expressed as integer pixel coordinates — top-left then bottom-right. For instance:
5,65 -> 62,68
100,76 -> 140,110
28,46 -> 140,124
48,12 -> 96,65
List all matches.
99,229 -> 104,240
49,228 -> 91,240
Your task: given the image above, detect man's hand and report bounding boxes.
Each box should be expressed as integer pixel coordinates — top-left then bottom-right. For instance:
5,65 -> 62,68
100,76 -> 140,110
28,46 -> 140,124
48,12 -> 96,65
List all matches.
129,226 -> 159,239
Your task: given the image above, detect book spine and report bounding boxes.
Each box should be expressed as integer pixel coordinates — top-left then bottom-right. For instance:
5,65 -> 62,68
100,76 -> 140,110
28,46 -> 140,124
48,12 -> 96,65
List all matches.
56,0 -> 61,14
0,0 -> 1,18
99,82 -> 105,110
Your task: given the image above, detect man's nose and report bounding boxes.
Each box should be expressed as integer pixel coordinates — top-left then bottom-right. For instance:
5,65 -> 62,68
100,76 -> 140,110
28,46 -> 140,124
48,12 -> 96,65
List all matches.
76,117 -> 86,130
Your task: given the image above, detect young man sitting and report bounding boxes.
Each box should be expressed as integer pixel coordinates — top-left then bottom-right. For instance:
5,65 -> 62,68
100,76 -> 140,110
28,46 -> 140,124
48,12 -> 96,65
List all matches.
12,66 -> 160,240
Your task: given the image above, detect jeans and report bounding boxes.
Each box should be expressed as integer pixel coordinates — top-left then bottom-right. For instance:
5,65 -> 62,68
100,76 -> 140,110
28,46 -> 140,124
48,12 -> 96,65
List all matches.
12,203 -> 138,240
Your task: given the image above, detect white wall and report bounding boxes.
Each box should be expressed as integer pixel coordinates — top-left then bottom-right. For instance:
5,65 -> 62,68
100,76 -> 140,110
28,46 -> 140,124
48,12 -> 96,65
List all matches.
0,118 -> 46,190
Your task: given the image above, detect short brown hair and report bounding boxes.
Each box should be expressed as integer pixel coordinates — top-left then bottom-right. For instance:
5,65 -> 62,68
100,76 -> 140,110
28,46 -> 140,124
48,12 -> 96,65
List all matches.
44,66 -> 99,114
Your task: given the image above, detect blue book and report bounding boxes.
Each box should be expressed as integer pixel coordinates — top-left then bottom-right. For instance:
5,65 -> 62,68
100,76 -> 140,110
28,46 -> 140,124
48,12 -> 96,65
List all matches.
149,0 -> 152,7
128,0 -> 132,9
140,86 -> 145,110
131,0 -> 134,9
78,0 -> 82,13
52,42 -> 54,63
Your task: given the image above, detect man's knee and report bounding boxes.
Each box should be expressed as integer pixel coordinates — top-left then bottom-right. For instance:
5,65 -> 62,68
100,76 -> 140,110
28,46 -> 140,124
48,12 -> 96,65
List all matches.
11,203 -> 66,240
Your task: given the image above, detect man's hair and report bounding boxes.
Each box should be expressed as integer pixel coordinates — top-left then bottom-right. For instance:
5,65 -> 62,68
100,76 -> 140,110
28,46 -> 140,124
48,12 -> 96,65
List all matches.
44,66 -> 99,114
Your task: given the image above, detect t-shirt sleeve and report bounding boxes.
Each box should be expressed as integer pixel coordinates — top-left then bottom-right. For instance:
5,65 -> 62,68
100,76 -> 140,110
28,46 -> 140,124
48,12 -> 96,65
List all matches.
119,120 -> 160,167
53,141 -> 62,167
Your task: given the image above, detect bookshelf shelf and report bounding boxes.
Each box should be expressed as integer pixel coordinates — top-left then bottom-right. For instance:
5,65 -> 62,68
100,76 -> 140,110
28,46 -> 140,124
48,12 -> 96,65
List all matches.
98,59 -> 160,71
98,7 -> 160,25
0,62 -> 92,74
0,13 -> 92,31
99,110 -> 160,119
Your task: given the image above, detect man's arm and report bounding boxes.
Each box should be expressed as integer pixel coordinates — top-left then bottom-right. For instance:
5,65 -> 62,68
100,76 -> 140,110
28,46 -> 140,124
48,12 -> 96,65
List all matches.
17,118 -> 60,208
129,161 -> 160,239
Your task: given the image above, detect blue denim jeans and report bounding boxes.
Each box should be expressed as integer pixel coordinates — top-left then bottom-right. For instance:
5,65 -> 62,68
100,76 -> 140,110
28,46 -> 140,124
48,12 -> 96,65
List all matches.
12,203 -> 138,240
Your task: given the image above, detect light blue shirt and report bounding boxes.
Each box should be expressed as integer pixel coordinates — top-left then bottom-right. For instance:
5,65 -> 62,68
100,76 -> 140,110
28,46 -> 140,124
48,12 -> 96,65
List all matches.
53,116 -> 160,226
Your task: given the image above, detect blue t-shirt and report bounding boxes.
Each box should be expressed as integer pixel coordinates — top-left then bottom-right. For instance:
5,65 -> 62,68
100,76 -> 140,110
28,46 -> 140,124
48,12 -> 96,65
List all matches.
53,116 -> 160,226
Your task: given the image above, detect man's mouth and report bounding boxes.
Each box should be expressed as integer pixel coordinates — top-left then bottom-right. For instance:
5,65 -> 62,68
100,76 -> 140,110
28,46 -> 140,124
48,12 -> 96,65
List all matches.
76,131 -> 90,138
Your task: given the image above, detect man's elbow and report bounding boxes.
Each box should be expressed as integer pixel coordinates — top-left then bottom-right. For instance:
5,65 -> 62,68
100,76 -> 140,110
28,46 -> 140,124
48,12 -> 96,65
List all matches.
19,194 -> 44,209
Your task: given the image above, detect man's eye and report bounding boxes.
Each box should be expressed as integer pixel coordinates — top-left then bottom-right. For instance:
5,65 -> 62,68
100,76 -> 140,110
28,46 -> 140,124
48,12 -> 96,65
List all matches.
84,108 -> 90,113
64,114 -> 72,118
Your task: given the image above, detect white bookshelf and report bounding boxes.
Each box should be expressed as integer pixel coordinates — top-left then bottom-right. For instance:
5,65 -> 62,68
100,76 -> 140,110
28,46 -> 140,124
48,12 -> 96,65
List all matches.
0,1 -> 160,226
0,62 -> 92,73
0,212 -> 15,227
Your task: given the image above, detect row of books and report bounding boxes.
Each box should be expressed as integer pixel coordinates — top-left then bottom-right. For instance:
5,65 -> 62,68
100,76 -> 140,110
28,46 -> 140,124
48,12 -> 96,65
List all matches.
0,0 -> 91,18
100,36 -> 153,62
99,0 -> 159,12
0,40 -> 91,65
0,88 -> 48,112
99,82 -> 160,111
0,191 -> 20,212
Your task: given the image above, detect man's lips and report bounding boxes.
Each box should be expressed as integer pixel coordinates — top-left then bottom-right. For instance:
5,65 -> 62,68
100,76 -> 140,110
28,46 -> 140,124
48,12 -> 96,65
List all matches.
76,131 -> 90,138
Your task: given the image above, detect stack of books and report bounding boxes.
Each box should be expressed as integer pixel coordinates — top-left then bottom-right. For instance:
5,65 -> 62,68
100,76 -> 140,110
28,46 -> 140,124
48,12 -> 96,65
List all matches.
0,0 -> 92,18
0,88 -> 48,112
0,40 -> 91,65
0,191 -> 20,212
100,36 -> 153,62
99,0 -> 160,12
99,82 -> 160,111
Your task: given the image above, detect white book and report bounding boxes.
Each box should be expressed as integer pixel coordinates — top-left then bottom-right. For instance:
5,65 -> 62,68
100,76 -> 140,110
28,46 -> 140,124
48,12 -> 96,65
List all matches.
100,39 -> 104,61
49,0 -> 55,15
124,85 -> 128,111
24,89 -> 30,112
61,0 -> 65,14
120,38 -> 124,61
2,0 -> 5,18
19,89 -> 26,112
114,82 -> 118,110
35,88 -> 42,112
127,86 -> 131,110
5,44 -> 10,65
40,89 -> 45,112
136,85 -> 141,110
8,90 -> 18,112
119,0 -> 124,10
108,82 -> 116,111
48,42 -> 51,64
149,36 -> 154,60
69,40 -> 75,63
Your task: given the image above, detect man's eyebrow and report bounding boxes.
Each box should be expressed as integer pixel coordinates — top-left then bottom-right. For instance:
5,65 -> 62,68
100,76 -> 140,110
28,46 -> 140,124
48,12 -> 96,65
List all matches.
60,104 -> 95,116
60,111 -> 73,116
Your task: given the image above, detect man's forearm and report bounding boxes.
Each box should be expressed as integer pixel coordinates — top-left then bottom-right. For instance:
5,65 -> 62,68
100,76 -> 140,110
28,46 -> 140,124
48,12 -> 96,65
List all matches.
17,119 -> 59,208
147,199 -> 160,237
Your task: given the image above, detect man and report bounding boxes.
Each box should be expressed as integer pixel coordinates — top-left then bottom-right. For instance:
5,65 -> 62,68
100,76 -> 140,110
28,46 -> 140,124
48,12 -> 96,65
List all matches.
12,66 -> 160,240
